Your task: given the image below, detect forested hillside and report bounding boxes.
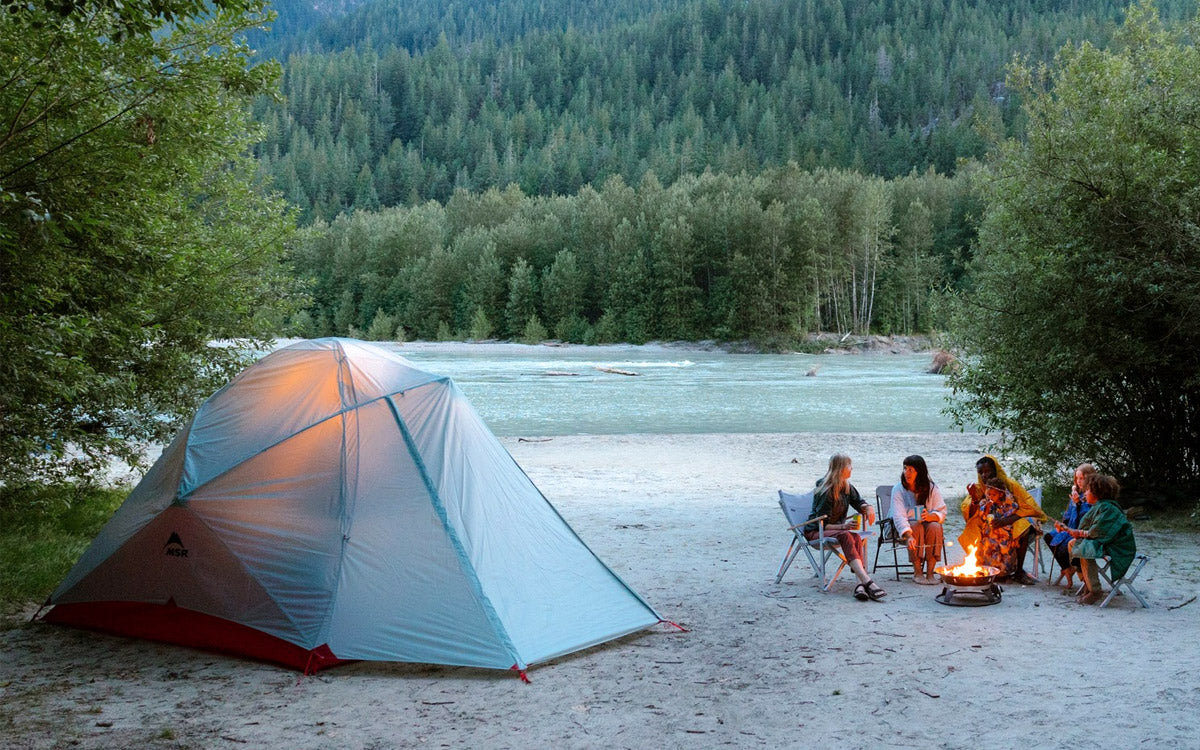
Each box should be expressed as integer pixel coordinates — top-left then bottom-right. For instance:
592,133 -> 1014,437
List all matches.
250,0 -> 1180,222
289,166 -> 977,344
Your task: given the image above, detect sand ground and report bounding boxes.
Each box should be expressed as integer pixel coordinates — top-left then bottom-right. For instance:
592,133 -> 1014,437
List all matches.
2,432 -> 1198,749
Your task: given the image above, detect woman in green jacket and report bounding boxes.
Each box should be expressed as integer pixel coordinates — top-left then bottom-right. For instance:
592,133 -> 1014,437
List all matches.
1066,473 -> 1136,605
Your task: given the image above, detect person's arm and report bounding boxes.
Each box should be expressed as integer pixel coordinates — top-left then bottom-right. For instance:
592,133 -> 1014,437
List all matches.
924,485 -> 946,523
848,485 -> 875,527
891,484 -> 912,538
1067,504 -> 1101,537
1076,502 -> 1125,545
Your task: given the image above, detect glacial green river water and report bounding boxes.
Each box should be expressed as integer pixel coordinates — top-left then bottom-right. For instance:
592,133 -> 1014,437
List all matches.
377,342 -> 955,436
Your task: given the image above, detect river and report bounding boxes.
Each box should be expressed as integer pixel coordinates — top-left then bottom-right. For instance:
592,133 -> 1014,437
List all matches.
365,341 -> 955,436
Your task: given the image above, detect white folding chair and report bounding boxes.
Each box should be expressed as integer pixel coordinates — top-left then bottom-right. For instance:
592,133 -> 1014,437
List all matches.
872,484 -> 949,581
775,490 -> 869,592
1077,553 -> 1150,608
872,484 -> 909,581
1024,486 -> 1049,579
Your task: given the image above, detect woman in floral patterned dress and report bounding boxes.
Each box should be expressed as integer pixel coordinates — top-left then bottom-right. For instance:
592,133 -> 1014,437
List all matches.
966,476 -> 1021,577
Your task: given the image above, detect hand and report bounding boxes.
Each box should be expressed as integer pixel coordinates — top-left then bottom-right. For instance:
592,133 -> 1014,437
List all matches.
1054,520 -> 1065,532
967,483 -> 982,500
921,512 -> 938,523
905,536 -> 917,551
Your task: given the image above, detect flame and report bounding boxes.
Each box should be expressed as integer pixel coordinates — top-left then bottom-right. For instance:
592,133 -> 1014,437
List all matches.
940,545 -> 985,577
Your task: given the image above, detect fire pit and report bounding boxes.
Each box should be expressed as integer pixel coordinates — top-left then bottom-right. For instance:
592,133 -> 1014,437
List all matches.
934,546 -> 1002,606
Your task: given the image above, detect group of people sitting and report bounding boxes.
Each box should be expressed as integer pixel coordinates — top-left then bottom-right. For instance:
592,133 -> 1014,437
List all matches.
802,453 -> 1137,605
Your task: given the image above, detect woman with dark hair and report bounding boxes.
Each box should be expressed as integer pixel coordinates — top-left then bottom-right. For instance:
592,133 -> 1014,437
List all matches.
890,455 -> 947,584
959,455 -> 1048,584
805,453 -> 885,601
1067,473 -> 1136,605
1044,463 -> 1096,589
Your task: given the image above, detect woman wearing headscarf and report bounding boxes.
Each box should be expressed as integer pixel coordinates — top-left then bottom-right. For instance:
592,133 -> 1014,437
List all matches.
959,455 -> 1048,584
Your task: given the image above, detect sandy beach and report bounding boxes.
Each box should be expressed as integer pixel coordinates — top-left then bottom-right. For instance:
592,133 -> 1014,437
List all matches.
3,431 -> 1198,749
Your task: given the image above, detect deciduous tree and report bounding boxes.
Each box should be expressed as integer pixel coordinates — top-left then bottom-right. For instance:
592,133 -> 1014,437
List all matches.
0,2 -> 298,484
947,2 -> 1200,496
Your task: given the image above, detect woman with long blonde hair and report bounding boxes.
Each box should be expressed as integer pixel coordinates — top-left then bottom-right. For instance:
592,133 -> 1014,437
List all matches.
805,454 -> 885,601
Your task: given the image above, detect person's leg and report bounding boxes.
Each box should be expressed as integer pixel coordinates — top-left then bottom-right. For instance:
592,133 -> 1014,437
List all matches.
1049,541 -> 1075,586
837,532 -> 885,598
1081,557 -> 1101,592
827,531 -> 866,581
909,523 -> 927,578
1013,526 -> 1031,568
1077,557 -> 1103,604
924,522 -> 944,578
849,558 -> 870,584
1012,527 -> 1038,583
1050,541 -> 1072,572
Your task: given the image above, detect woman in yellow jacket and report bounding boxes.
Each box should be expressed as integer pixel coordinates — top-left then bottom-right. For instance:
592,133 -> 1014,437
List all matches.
958,455 -> 1048,584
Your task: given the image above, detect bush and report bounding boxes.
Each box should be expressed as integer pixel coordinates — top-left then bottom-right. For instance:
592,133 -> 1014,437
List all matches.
366,309 -> 398,341
0,484 -> 125,607
468,306 -> 494,341
520,314 -> 548,344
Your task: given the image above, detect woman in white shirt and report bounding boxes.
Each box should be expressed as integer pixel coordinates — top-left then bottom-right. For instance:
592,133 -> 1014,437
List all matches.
891,455 -> 947,584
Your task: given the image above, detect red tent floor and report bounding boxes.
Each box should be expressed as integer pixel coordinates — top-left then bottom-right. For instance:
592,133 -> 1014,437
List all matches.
43,600 -> 347,673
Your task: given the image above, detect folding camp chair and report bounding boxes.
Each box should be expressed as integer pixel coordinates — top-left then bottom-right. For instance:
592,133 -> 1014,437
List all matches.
872,484 -> 909,581
1076,553 -> 1150,608
871,484 -> 949,581
1023,486 -> 1049,580
775,490 -> 870,592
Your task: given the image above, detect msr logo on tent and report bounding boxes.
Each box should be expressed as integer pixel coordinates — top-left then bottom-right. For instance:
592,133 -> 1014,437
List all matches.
164,532 -> 189,558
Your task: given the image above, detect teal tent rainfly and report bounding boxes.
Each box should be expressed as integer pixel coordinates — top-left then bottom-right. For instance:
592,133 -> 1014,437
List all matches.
43,338 -> 662,675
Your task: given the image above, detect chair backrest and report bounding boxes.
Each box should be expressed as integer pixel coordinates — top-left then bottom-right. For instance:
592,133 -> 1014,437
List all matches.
875,485 -> 895,518
1029,486 -> 1043,506
778,490 -> 816,529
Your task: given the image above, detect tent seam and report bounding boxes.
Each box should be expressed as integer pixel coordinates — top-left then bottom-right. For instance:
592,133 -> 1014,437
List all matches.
385,394 -> 526,670
460,379 -> 662,621
178,383 -> 446,499
316,339 -> 353,648
180,508 -> 314,648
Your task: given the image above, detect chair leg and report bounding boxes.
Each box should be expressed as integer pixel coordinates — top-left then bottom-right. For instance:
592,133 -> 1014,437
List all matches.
1044,537 -> 1058,583
1100,555 -> 1150,609
801,546 -> 823,581
818,544 -> 827,587
1123,581 -> 1151,609
825,554 -> 850,592
776,538 -> 801,584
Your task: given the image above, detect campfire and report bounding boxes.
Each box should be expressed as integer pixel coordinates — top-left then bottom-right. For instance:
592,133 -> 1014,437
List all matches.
934,546 -> 1003,606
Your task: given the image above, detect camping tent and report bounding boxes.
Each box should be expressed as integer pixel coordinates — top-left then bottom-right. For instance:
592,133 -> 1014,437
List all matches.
44,338 -> 661,674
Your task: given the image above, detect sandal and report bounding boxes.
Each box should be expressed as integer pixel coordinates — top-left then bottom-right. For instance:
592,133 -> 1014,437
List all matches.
865,580 -> 888,601
854,583 -> 870,601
